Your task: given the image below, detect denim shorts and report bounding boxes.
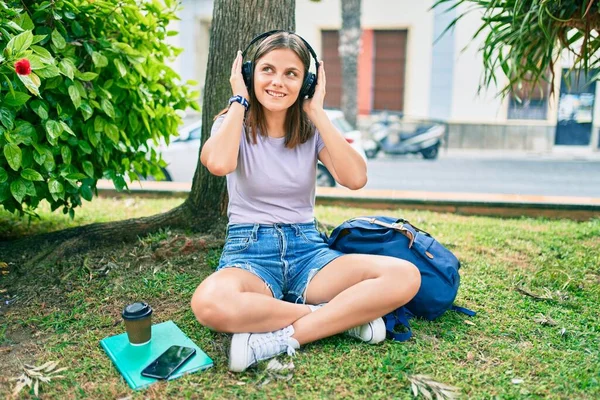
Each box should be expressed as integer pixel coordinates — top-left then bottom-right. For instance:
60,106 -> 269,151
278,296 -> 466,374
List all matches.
217,221 -> 344,303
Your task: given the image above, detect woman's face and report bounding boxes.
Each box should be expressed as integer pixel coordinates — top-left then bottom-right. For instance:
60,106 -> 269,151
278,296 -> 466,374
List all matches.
253,48 -> 305,113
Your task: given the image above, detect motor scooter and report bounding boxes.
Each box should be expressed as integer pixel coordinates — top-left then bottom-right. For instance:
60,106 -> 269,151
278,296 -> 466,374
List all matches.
363,112 -> 446,160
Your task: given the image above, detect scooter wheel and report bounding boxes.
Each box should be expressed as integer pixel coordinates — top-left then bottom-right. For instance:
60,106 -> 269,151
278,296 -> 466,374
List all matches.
365,147 -> 379,159
421,145 -> 439,160
316,164 -> 336,187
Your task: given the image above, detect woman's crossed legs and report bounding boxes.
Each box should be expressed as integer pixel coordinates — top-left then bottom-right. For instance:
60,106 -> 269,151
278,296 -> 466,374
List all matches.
191,254 -> 420,371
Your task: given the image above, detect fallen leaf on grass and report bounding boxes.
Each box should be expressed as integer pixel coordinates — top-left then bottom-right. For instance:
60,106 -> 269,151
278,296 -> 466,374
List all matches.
11,361 -> 67,397
560,328 -> 567,337
464,320 -> 476,326
259,358 -> 295,387
533,313 -> 557,326
408,374 -> 460,399
515,286 -> 554,301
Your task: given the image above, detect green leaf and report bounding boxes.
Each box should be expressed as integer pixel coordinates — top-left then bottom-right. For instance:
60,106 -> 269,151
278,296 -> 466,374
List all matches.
31,45 -> 54,63
94,116 -> 105,132
4,143 -> 22,171
104,123 -> 119,144
0,167 -> 7,183
66,173 -> 87,180
35,65 -> 61,78
23,179 -> 36,196
61,146 -> 72,164
78,141 -> 92,154
17,74 -> 40,97
128,113 -> 139,131
6,30 -> 33,56
43,148 -> 55,172
27,55 -> 46,70
81,184 -> 93,201
114,58 -> 127,77
13,121 -> 37,144
31,34 -> 46,45
87,128 -> 101,147
18,13 -> 35,30
30,100 -> 49,120
77,72 -> 98,81
45,119 -> 63,140
10,179 -> 26,203
59,59 -> 75,80
3,92 -> 31,107
0,107 -> 15,130
51,29 -> 66,49
48,178 -> 64,195
33,149 -> 46,165
68,85 -> 81,109
82,161 -> 94,178
20,168 -> 44,181
101,98 -> 115,119
73,80 -> 87,99
60,121 -> 75,136
80,102 -> 94,121
92,51 -> 109,68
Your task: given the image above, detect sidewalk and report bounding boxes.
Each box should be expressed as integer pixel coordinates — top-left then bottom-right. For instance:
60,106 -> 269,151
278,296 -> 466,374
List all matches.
440,147 -> 600,161
97,180 -> 600,221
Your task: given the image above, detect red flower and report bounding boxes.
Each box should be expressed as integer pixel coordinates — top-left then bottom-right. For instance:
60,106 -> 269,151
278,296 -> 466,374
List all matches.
15,59 -> 31,76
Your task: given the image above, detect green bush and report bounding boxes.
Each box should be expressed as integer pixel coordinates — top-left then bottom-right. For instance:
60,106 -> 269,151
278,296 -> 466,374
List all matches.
0,0 -> 199,216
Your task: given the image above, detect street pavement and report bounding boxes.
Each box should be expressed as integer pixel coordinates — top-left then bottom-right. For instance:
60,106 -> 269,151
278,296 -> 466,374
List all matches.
364,149 -> 600,198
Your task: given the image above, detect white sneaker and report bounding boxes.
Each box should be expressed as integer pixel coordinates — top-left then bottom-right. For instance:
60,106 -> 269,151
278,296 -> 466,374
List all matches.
229,325 -> 300,372
346,317 -> 386,344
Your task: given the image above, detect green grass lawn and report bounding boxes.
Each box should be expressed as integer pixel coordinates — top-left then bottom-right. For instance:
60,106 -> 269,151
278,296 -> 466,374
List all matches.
1,196 -> 599,399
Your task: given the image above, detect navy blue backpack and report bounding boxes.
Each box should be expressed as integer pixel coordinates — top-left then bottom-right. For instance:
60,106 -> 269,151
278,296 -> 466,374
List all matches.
327,216 -> 474,341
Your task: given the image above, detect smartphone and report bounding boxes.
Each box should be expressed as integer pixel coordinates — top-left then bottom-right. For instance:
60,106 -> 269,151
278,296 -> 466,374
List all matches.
141,345 -> 196,380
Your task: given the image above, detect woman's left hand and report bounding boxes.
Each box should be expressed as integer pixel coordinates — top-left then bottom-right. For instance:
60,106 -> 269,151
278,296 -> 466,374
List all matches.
303,61 -> 326,117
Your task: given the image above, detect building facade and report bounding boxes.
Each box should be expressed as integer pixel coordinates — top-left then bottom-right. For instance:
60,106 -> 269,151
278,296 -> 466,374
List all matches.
173,0 -> 600,153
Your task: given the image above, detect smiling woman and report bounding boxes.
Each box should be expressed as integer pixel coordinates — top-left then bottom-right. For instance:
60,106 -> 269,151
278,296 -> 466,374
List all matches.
193,30 -> 420,373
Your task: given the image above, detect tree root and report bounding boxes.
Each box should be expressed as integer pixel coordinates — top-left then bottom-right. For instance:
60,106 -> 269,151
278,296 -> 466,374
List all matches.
0,201 -> 227,264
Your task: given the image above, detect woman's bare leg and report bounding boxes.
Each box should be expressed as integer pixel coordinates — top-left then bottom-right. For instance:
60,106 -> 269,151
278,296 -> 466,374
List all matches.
290,254 -> 421,345
191,268 -> 311,333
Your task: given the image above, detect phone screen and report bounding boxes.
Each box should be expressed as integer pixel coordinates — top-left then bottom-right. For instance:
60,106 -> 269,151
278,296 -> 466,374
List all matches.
141,345 -> 196,380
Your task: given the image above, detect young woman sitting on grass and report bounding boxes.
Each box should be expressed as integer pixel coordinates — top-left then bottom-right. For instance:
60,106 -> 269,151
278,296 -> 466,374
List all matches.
191,30 -> 421,372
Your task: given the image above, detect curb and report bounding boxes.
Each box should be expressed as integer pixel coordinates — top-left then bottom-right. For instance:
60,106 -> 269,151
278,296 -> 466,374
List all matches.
96,180 -> 600,221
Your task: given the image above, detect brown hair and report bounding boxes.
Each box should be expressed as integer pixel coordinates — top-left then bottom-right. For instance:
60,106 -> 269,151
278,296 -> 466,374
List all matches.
215,31 -> 315,148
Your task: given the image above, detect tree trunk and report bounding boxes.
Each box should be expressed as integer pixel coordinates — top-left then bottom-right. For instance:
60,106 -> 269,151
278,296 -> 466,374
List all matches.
339,0 -> 362,128
0,0 -> 295,261
187,0 -> 295,229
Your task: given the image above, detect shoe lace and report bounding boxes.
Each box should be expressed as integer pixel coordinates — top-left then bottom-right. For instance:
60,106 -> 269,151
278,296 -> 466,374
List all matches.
250,329 -> 296,363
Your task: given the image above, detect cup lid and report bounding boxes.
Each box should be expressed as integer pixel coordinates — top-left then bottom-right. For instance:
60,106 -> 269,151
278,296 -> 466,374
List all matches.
122,302 -> 153,320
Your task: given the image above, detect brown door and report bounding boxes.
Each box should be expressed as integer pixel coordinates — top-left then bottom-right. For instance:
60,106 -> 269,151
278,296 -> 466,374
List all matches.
373,30 -> 407,112
321,30 -> 342,109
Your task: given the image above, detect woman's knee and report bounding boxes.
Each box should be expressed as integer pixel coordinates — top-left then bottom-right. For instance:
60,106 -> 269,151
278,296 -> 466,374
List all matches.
190,279 -> 236,331
387,259 -> 421,301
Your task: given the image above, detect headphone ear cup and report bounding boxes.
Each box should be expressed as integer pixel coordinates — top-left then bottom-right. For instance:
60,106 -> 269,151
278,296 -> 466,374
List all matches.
302,72 -> 317,98
242,61 -> 253,91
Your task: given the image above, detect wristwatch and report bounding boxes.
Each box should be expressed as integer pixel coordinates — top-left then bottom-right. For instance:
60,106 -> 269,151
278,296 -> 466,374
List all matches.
228,95 -> 249,110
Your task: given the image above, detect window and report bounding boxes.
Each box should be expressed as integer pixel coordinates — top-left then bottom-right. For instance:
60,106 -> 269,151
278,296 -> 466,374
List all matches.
507,74 -> 550,120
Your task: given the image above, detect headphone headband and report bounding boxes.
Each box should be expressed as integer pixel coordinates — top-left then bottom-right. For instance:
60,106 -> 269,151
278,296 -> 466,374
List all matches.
241,30 -> 319,81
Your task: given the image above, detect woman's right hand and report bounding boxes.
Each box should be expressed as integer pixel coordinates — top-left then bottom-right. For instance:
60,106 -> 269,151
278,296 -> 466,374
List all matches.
230,50 -> 250,99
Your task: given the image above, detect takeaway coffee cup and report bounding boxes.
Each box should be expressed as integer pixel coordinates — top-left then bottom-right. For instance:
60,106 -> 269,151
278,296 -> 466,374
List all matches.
122,302 -> 153,346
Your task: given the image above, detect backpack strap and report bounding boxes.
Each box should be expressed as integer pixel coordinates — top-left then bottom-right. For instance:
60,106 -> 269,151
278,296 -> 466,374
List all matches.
350,217 -> 416,248
451,305 -> 476,316
384,308 -> 413,342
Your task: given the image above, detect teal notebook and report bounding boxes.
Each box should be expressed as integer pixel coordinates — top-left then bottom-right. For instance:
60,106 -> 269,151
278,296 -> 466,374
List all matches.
100,320 -> 213,390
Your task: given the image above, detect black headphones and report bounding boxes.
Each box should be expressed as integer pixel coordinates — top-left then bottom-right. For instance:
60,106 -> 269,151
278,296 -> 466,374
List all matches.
241,30 -> 320,99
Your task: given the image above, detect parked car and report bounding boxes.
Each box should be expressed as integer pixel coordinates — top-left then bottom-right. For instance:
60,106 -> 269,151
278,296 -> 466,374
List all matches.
156,110 -> 368,186
155,118 -> 202,182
